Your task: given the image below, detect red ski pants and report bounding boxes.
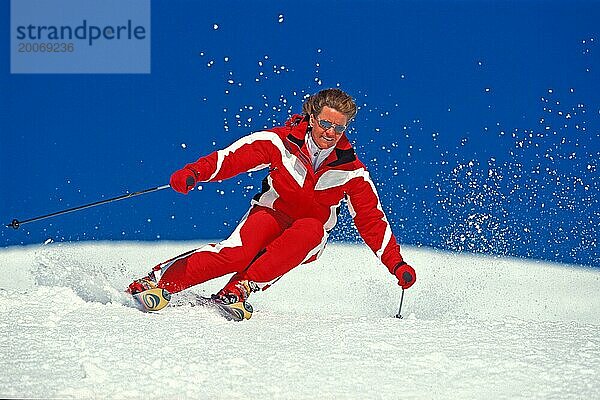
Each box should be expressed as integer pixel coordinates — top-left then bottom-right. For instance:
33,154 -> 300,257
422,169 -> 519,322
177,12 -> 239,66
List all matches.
154,206 -> 328,293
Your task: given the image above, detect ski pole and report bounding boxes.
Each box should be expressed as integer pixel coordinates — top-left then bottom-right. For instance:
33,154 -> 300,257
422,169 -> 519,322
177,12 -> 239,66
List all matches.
395,287 -> 405,319
6,184 -> 171,230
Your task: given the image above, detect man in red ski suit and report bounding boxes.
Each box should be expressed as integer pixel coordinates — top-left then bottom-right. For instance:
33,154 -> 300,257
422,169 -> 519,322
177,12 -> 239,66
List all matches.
128,88 -> 416,317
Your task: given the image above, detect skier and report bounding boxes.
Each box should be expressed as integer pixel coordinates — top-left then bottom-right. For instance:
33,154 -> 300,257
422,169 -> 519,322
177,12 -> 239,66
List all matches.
128,88 -> 416,319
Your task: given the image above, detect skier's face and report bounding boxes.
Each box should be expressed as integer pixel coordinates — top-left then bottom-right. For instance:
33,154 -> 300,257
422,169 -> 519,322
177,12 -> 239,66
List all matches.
310,106 -> 348,149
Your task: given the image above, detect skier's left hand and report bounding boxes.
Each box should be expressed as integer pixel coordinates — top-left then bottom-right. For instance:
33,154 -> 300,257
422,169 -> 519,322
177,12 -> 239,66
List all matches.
394,262 -> 416,289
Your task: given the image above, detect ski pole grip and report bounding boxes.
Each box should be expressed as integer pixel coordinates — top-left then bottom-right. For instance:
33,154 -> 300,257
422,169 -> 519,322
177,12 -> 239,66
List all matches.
186,176 -> 195,189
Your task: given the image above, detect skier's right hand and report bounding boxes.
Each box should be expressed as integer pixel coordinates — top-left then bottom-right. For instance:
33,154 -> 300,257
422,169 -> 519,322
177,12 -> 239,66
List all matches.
170,167 -> 198,194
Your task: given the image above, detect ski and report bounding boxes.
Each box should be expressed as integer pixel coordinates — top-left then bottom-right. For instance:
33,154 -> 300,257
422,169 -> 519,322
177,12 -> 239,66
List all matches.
131,288 -> 171,312
170,294 -> 253,322
130,288 -> 253,321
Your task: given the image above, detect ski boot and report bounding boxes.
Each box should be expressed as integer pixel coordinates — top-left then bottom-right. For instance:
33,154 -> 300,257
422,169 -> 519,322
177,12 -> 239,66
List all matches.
211,280 -> 258,321
128,273 -> 171,312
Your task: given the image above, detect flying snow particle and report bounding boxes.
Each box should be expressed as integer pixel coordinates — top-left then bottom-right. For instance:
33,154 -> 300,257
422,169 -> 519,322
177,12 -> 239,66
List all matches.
181,143 -> 187,149
213,24 -> 219,30
278,14 -> 284,23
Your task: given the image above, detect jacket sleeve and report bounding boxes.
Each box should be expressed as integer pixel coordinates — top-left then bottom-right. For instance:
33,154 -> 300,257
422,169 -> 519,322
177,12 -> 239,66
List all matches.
345,170 -> 405,273
184,131 -> 282,182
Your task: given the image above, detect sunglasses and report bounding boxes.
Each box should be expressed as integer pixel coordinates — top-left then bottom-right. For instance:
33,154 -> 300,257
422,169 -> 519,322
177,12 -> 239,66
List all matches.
313,115 -> 347,134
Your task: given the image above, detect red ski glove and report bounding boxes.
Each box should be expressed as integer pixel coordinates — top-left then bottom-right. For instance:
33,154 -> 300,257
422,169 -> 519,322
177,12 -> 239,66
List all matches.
393,262 -> 416,289
170,167 -> 198,194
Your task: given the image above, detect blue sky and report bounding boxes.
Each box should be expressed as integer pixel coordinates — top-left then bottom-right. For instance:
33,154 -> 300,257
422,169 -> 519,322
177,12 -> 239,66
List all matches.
1,0 -> 599,266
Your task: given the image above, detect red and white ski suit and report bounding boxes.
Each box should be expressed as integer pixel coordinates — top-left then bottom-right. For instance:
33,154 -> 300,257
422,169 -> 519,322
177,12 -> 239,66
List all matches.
154,114 -> 407,293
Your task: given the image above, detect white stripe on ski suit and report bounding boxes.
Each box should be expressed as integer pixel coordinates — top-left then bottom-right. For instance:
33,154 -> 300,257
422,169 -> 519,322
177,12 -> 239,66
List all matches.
207,131 -> 307,187
253,175 -> 280,209
155,207 -> 252,279
301,226 -> 329,263
324,202 -> 342,232
316,168 -> 393,261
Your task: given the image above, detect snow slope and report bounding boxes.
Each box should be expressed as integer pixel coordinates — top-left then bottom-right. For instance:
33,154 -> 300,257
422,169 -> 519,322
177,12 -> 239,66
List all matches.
0,241 -> 599,399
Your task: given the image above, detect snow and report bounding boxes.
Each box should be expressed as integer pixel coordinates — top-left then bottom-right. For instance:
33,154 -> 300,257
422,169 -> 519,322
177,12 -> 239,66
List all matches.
0,241 -> 599,399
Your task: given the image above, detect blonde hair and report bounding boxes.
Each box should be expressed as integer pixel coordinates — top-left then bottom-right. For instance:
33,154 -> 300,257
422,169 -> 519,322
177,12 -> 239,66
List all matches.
302,88 -> 357,121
